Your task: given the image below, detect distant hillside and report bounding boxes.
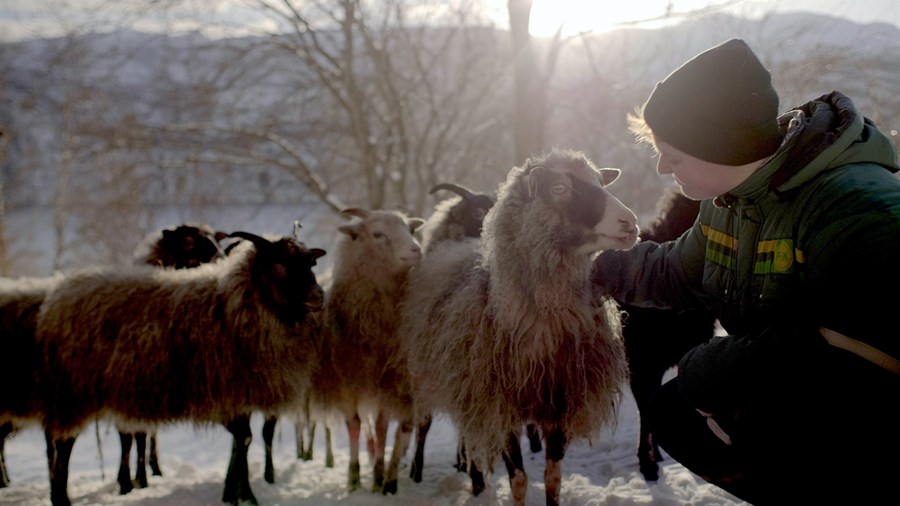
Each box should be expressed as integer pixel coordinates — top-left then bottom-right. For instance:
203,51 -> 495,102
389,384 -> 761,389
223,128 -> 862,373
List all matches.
1,10 -> 898,275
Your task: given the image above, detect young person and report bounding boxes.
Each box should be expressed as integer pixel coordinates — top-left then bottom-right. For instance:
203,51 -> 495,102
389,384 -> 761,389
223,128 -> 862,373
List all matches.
593,38 -> 900,504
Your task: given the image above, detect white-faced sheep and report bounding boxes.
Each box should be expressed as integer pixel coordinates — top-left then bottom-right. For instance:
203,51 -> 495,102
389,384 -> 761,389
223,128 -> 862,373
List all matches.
618,186 -> 717,481
0,273 -> 63,489
315,207 -> 424,495
35,231 -> 326,506
400,148 -> 639,505
116,222 -> 227,495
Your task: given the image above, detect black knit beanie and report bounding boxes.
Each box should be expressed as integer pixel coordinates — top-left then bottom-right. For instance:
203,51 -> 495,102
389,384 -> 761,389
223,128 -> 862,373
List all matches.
642,38 -> 782,166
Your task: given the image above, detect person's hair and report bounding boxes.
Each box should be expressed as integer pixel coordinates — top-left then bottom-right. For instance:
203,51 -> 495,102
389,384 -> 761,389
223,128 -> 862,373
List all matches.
626,107 -> 658,155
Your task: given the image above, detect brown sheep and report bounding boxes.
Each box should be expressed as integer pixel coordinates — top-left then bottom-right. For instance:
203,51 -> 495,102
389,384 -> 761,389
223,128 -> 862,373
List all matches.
117,222 -> 226,495
35,231 -> 325,506
400,148 -> 639,505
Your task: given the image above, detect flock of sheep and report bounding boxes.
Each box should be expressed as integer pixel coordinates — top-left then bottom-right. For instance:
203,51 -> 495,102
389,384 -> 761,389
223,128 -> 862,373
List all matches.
0,147 -> 710,506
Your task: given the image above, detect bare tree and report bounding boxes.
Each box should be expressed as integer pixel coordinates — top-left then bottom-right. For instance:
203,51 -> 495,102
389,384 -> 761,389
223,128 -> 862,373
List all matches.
0,129 -> 8,276
121,0 -> 516,216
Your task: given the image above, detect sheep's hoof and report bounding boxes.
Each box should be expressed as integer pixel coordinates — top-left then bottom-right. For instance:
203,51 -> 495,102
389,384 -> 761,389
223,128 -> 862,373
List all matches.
222,484 -> 258,506
118,481 -> 134,495
325,454 -> 335,468
348,461 -> 361,491
410,464 -> 423,482
471,471 -> 486,496
383,480 -> 398,495
639,464 -> 659,482
117,474 -> 134,495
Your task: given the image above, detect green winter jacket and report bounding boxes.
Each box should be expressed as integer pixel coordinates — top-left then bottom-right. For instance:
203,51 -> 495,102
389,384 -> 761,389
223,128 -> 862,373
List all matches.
594,91 -> 900,416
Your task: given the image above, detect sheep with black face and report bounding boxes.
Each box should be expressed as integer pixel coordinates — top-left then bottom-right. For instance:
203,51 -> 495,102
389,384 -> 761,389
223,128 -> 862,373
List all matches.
617,186 -> 717,481
36,231 -> 325,506
116,222 -> 227,495
400,148 -> 639,505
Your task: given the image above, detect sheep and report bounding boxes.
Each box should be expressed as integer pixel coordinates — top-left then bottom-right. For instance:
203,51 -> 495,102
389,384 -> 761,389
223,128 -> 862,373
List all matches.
411,181 -> 544,483
132,222 -> 227,269
0,273 -> 63,489
116,222 -> 227,495
420,183 -> 495,253
406,182 -> 498,481
315,207 -> 424,495
35,230 -> 326,506
400,147 -> 639,505
617,185 -> 717,481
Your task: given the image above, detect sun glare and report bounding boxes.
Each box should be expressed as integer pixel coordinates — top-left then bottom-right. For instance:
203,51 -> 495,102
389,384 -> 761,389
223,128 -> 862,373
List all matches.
525,0 -> 727,37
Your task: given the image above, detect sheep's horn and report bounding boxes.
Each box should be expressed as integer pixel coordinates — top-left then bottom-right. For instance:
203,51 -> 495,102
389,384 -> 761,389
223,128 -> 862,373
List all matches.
228,231 -> 271,249
429,183 -> 476,201
340,207 -> 371,220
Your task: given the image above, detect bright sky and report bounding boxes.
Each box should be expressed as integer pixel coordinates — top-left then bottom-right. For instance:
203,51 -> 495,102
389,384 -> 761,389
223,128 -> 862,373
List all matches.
491,0 -> 900,37
1,0 -> 899,42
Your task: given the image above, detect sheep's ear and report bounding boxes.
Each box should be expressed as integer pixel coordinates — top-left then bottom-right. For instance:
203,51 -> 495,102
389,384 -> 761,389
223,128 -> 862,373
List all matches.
214,231 -> 229,242
408,218 -> 425,233
310,248 -> 326,260
597,167 -> 622,186
338,223 -> 361,240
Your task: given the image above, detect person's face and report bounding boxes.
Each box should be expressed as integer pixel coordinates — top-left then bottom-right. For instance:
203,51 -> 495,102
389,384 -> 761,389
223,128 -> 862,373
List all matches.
655,141 -> 757,200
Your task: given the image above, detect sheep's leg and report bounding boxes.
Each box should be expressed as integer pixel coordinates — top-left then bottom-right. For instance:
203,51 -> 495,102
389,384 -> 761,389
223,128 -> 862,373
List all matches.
45,431 -> 75,506
543,428 -> 568,506
364,418 -> 376,460
384,417 -> 413,495
262,414 -> 277,484
526,423 -> 542,453
630,363 -> 667,481
308,423 -> 317,458
1,421 -> 12,488
465,444 -> 486,497
455,435 -> 467,472
222,415 -> 257,506
296,398 -> 314,461
410,412 -> 432,482
455,435 -> 485,495
294,420 -> 306,459
501,431 -> 527,506
117,431 -> 135,495
346,413 -> 362,491
371,410 -> 388,493
149,431 -> 163,476
134,431 -> 149,488
324,425 -> 335,468
305,422 -> 316,460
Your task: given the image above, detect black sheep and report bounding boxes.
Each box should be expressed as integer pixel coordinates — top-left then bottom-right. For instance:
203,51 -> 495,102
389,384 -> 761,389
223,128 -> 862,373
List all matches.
620,186 -> 717,481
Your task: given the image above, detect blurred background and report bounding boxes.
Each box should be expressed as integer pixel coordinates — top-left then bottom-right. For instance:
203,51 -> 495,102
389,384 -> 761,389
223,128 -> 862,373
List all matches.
1,0 -> 898,277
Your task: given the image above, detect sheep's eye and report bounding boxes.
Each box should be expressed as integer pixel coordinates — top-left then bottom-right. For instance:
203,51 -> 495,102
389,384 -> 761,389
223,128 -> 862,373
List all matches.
372,231 -> 385,239
552,183 -> 567,195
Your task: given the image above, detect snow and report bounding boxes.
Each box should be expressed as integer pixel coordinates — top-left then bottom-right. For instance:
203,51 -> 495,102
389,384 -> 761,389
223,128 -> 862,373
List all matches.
0,382 -> 748,506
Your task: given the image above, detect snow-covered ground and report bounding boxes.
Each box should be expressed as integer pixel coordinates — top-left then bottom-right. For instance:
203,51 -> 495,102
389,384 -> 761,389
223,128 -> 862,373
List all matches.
1,383 -> 748,506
